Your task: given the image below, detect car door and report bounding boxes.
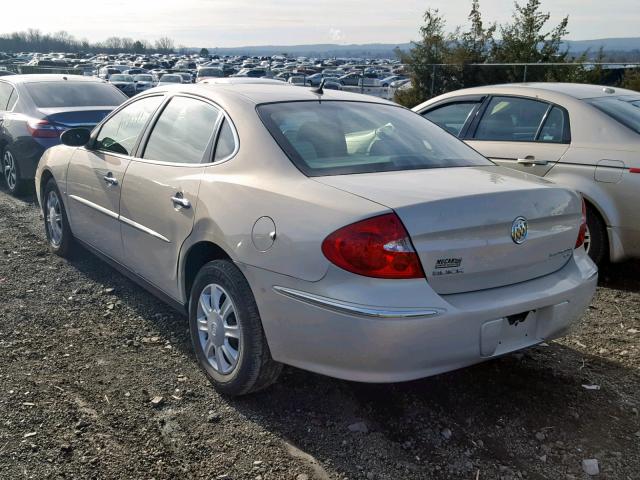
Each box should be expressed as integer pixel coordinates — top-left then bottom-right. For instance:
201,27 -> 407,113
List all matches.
66,95 -> 164,261
119,95 -> 225,300
464,95 -> 570,177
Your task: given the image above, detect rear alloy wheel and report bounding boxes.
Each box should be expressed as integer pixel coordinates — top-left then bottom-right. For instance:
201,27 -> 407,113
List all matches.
2,148 -> 26,195
43,178 -> 75,257
189,260 -> 282,396
584,204 -> 607,267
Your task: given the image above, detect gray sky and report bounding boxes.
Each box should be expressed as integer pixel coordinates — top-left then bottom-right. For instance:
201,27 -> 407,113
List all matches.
4,0 -> 639,47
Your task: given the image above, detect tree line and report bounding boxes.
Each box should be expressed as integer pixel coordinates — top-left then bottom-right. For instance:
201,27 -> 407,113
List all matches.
396,0 -> 640,106
0,29 -> 177,54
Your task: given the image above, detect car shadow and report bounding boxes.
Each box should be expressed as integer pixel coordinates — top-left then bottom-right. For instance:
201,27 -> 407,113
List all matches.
60,244 -> 640,477
599,259 -> 640,293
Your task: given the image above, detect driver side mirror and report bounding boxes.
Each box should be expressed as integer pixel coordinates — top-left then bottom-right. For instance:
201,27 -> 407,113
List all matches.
60,128 -> 91,147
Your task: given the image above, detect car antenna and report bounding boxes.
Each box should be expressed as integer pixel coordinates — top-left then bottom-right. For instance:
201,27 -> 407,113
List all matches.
311,78 -> 326,96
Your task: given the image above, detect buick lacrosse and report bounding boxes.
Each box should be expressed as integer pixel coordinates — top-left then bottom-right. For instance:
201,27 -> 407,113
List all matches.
36,84 -> 597,395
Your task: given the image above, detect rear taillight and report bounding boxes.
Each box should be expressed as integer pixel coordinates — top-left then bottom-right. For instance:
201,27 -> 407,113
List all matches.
27,119 -> 61,138
630,168 -> 640,174
321,213 -> 424,279
575,198 -> 587,249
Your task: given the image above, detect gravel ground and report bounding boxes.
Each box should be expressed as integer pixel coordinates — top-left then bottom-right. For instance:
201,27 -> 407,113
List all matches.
0,188 -> 638,480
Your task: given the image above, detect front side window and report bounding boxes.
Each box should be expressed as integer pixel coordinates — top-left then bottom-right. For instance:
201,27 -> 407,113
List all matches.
586,95 -> 640,134
474,96 -> 549,142
95,96 -> 163,155
257,101 -> 492,177
143,96 -> 221,164
25,81 -> 126,108
423,102 -> 478,137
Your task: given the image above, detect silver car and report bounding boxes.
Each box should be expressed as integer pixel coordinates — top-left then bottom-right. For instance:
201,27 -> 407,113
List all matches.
414,83 -> 640,266
35,84 -> 597,395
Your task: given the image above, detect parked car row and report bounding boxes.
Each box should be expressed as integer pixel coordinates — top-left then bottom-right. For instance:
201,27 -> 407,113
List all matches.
1,73 -> 637,397
2,50 -> 409,95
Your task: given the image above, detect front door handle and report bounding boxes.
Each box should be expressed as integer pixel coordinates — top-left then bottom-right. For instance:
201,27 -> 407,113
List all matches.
103,173 -> 118,186
517,156 -> 547,166
171,193 -> 191,209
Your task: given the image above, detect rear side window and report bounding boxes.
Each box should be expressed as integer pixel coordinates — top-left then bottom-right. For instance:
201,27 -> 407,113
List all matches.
25,81 -> 126,108
257,101 -> 492,177
474,96 -> 549,141
423,102 -> 478,137
6,88 -> 17,110
538,106 -> 566,143
586,96 -> 640,134
95,96 -> 163,155
0,82 -> 11,110
143,96 -> 221,164
214,119 -> 236,161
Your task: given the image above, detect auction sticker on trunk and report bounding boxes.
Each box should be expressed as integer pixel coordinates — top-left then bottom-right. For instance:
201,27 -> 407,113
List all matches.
432,257 -> 464,276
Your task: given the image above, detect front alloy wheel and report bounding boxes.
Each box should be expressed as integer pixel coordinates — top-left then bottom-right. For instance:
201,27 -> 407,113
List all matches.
42,178 -> 75,257
46,190 -> 64,247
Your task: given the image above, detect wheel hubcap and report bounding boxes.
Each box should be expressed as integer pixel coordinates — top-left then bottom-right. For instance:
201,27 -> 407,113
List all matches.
583,224 -> 591,254
46,191 -> 63,247
3,151 -> 17,190
196,283 -> 241,375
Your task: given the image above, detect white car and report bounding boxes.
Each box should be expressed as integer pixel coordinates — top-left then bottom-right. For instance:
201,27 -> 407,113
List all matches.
415,83 -> 640,266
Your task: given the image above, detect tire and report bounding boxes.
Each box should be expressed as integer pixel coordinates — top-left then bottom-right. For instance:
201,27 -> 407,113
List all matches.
585,204 -> 608,266
188,260 -> 282,396
43,178 -> 75,257
2,147 -> 27,195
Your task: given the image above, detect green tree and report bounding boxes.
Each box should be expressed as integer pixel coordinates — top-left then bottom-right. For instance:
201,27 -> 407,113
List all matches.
490,0 -> 570,82
199,47 -> 210,58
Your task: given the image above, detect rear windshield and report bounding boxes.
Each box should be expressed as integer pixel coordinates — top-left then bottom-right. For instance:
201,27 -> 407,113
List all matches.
585,95 -> 640,134
257,101 -> 492,176
198,68 -> 223,77
25,81 -> 126,108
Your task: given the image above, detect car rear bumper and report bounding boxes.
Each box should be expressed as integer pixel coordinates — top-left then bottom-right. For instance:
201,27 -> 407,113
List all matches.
240,249 -> 597,383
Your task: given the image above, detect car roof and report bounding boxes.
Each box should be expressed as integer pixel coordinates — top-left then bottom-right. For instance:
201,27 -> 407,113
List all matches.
437,82 -> 640,100
0,74 -> 109,85
154,82 -> 395,106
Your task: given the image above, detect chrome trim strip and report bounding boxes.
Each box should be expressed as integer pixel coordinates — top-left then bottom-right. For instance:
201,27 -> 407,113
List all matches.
69,194 -> 118,219
120,215 -> 171,243
273,286 -> 442,319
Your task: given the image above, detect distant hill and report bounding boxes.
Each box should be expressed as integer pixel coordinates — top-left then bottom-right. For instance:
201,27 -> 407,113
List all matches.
208,43 -> 412,59
204,37 -> 640,59
564,37 -> 640,53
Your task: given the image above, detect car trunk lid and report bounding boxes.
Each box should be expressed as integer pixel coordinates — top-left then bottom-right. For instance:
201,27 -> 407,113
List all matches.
315,166 -> 582,294
37,106 -> 113,131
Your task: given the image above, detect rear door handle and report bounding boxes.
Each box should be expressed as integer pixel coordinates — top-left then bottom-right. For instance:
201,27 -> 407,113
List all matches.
103,173 -> 118,185
171,193 -> 191,209
517,156 -> 547,166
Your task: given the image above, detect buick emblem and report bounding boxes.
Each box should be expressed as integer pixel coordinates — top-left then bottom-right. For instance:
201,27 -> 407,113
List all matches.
511,217 -> 528,244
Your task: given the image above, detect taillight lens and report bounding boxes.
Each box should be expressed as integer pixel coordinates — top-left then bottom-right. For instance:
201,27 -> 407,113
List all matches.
575,198 -> 587,249
321,213 -> 424,279
27,119 -> 61,138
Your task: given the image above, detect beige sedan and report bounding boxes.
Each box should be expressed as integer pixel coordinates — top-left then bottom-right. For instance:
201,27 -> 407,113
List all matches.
414,83 -> 640,266
35,84 -> 596,395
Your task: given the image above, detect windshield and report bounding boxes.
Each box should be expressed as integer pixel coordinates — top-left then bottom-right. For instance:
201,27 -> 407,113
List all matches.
134,75 -> 153,82
25,81 -> 126,108
585,95 -> 640,134
258,101 -> 492,176
110,74 -> 134,82
198,68 -> 223,77
160,75 -> 182,83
